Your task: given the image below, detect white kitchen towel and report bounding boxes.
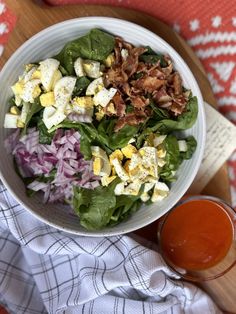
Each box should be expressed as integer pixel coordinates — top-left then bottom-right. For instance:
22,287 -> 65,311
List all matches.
0,184 -> 221,314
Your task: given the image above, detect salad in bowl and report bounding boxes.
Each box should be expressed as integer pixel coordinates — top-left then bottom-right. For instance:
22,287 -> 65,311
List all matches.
4,27 -> 198,231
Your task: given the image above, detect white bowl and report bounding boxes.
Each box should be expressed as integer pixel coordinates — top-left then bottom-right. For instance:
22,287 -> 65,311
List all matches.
0,17 -> 206,236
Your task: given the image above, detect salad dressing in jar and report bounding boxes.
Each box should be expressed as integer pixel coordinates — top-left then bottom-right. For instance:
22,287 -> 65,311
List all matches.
158,196 -> 236,281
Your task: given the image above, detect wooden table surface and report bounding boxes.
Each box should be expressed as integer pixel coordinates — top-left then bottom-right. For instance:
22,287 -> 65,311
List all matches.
1,0 -> 235,312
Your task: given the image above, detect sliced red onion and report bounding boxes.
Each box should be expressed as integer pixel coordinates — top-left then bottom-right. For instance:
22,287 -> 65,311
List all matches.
6,127 -> 100,205
27,181 -> 49,191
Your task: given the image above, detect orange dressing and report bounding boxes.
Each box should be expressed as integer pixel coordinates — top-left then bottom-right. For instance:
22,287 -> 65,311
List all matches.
160,200 -> 234,271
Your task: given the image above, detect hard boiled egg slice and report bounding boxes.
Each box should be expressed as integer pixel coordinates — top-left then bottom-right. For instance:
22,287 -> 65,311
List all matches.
23,66 -> 38,83
20,102 -> 31,124
93,87 -> 117,107
139,146 -> 158,178
123,181 -> 142,196
140,182 -> 155,202
140,193 -> 150,202
91,146 -> 111,177
151,182 -> 169,202
74,57 -> 85,77
112,158 -> 129,182
86,77 -> 104,96
129,165 -> 149,183
72,96 -> 94,116
39,58 -> 60,91
153,135 -> 167,147
178,140 -> 188,152
121,144 -> 137,159
83,60 -> 101,78
43,106 -> 66,129
114,182 -> 125,195
4,113 -> 19,128
101,175 -> 117,187
129,153 -> 142,171
54,76 -> 76,109
21,79 -> 41,103
52,70 -> 62,90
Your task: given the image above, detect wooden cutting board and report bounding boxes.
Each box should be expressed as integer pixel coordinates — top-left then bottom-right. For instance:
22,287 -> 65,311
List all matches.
2,0 -> 235,312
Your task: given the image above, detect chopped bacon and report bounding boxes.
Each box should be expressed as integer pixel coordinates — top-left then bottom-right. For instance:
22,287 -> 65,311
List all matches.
114,113 -> 146,132
170,101 -> 185,116
153,87 -> 172,103
122,82 -> 131,96
173,73 -> 182,95
102,37 -> 189,130
113,92 -> 126,117
161,61 -> 173,76
159,101 -> 172,109
114,47 -> 122,64
131,96 -> 149,110
105,66 -> 128,86
121,47 -> 146,77
132,76 -> 165,93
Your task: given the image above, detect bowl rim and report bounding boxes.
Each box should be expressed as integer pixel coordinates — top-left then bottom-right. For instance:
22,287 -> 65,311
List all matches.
0,16 -> 206,236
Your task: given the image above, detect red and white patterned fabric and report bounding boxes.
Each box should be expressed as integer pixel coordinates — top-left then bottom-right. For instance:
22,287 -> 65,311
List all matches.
2,0 -> 236,205
0,1 -> 16,57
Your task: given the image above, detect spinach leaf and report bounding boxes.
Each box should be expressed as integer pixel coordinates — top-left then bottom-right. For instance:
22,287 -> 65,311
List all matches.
73,178 -> 143,230
109,195 -> 141,225
154,96 -> 198,133
55,29 -> 115,74
137,97 -> 198,147
9,96 -> 17,107
132,72 -> 144,80
48,119 -> 138,157
159,135 -> 181,183
37,119 -> 55,144
59,65 -> 69,76
139,46 -> 167,67
73,178 -> 119,230
149,99 -> 170,120
80,136 -> 92,160
96,118 -> 137,150
180,136 -> 197,160
48,121 -> 86,133
73,76 -> 91,97
22,98 -> 43,135
109,124 -> 138,150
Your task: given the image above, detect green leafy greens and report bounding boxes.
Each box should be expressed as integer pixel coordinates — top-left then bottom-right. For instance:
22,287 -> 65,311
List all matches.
137,96 -> 198,147
73,178 -> 142,230
22,98 -> 43,135
139,46 -> 167,67
55,29 -> 115,74
48,119 -> 138,159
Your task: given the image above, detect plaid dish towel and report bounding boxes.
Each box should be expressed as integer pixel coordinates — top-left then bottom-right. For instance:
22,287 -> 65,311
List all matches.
0,184 -> 221,314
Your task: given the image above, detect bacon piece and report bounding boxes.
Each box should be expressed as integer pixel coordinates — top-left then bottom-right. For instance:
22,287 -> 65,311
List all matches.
170,102 -> 185,116
131,96 -> 149,110
113,92 -> 126,117
153,87 -> 172,104
121,47 -> 146,77
122,82 -> 132,96
114,113 -> 146,132
105,66 -> 128,86
132,75 -> 165,93
159,101 -> 172,109
161,60 -> 173,75
173,72 -> 182,95
114,47 -> 122,64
